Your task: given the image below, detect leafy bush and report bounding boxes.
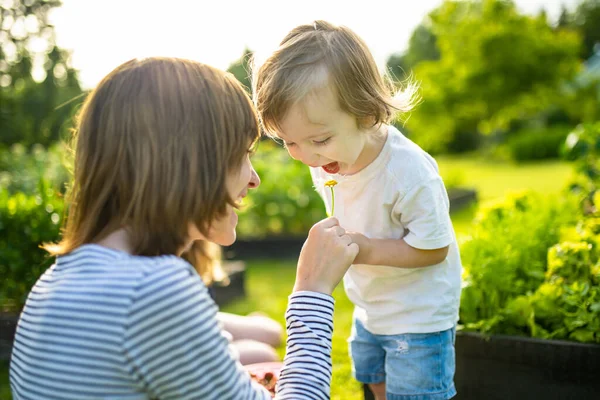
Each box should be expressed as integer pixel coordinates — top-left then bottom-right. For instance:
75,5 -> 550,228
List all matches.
460,123 -> 600,343
507,125 -> 572,162
562,122 -> 600,203
459,191 -> 579,327
0,143 -> 71,195
0,187 -> 64,312
236,140 -> 326,238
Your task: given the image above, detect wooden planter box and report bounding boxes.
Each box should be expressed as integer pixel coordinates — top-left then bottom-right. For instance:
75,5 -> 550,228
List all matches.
447,187 -> 477,212
223,237 -> 305,260
211,261 -> 247,307
454,331 -> 600,400
364,331 -> 600,400
0,313 -> 18,362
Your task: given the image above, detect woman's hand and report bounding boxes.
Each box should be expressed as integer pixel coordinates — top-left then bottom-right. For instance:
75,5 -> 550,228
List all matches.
293,217 -> 359,295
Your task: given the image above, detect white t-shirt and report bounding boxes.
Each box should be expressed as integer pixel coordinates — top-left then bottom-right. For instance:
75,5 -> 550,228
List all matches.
310,125 -> 462,335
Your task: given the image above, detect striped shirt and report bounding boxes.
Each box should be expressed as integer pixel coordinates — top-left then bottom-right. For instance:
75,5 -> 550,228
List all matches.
9,244 -> 334,399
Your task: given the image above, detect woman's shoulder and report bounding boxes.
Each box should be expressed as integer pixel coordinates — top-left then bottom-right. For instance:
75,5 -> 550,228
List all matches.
55,244 -> 198,286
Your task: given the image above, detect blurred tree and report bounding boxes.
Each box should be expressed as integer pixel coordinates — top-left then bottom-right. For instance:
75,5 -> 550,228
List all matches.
227,48 -> 253,94
0,0 -> 81,147
570,0 -> 600,59
386,23 -> 440,81
404,0 -> 581,154
557,5 -> 572,28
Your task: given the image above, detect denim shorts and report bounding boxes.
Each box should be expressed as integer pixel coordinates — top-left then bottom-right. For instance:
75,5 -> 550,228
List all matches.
348,318 -> 457,400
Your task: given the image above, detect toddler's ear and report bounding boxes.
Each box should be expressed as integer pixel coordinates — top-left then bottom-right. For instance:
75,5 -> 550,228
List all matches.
357,116 -> 377,129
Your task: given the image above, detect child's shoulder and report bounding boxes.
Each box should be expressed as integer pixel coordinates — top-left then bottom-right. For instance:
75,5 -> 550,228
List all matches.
384,125 -> 441,189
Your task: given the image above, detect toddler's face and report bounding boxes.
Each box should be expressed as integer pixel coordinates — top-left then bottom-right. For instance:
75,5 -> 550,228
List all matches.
278,85 -> 369,175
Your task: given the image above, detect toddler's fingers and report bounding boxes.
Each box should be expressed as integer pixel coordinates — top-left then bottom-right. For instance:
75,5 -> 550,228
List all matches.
331,226 -> 345,237
340,234 -> 352,246
347,242 -> 359,259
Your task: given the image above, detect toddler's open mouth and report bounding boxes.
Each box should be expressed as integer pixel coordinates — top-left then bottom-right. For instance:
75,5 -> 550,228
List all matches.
322,162 -> 340,174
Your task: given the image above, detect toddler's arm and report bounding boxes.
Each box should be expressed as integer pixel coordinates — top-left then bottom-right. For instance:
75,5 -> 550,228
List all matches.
348,232 -> 448,267
350,176 -> 453,268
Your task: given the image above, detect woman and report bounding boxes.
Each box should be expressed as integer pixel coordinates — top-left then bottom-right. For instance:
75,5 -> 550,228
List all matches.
9,57 -> 358,399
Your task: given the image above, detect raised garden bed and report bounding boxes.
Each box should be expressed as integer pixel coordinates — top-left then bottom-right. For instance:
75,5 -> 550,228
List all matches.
0,314 -> 18,362
454,331 -> 600,400
210,261 -> 247,307
364,330 -> 600,400
447,187 -> 477,212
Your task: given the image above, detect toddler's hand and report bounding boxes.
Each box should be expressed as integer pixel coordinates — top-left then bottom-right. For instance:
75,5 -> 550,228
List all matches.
346,232 -> 372,265
294,217 -> 359,295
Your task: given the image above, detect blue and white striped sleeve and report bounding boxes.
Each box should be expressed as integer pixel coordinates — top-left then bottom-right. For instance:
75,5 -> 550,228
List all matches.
123,262 -> 335,400
277,292 -> 335,400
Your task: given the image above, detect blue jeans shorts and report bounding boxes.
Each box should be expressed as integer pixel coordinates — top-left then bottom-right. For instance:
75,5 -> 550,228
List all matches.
348,318 -> 457,400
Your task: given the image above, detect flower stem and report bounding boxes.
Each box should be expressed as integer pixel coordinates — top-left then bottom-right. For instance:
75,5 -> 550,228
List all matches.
330,186 -> 335,216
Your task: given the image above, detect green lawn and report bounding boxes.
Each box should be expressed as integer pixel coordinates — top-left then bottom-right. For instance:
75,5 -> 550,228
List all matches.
0,363 -> 9,400
223,157 -> 576,400
222,259 -> 360,400
439,157 -> 574,238
0,158 -> 575,400
438,156 -> 573,200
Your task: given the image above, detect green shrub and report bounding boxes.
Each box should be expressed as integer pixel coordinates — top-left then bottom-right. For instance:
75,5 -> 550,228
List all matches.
528,246 -> 600,343
459,191 -> 579,330
461,122 -> 600,343
0,143 -> 71,195
507,125 -> 572,162
460,192 -> 600,343
0,188 -> 64,311
562,122 -> 600,203
236,140 -> 326,238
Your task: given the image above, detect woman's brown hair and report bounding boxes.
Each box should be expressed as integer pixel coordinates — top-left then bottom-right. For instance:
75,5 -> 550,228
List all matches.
45,57 -> 259,257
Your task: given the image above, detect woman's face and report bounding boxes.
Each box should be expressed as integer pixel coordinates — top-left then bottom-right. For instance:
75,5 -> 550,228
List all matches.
188,151 -> 260,248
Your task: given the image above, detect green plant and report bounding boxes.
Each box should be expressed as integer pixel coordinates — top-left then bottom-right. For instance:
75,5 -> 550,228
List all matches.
562,122 -> 600,209
405,0 -> 581,154
0,143 -> 71,195
507,125 -> 572,162
236,140 -> 326,238
0,188 -> 64,311
459,191 -> 579,328
460,123 -> 600,343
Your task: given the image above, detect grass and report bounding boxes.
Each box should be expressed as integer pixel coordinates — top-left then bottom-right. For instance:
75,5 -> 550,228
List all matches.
437,156 -> 573,201
0,363 -> 9,400
223,157 -> 576,399
221,259 -> 361,400
438,156 -> 574,239
0,157 -> 575,400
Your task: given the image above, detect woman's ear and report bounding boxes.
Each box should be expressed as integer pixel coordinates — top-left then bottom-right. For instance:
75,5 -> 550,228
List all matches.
187,223 -> 207,242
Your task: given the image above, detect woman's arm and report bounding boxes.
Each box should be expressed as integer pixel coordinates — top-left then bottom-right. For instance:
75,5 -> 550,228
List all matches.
123,262 -> 335,400
123,217 -> 355,399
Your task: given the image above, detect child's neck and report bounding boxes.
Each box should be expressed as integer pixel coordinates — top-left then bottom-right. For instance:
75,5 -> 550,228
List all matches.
345,124 -> 388,175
